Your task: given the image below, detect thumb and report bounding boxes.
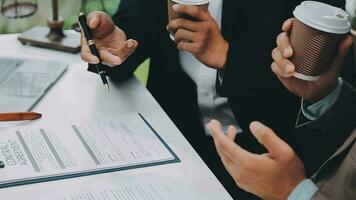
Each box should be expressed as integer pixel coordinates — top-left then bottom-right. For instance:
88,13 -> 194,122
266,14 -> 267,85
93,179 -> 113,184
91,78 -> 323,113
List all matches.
249,121 -> 291,158
87,11 -> 115,39
87,12 -> 101,29
326,36 -> 353,76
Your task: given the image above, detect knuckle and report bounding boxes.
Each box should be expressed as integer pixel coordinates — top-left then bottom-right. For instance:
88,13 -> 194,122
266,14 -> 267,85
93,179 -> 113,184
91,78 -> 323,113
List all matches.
168,21 -> 175,30
280,59 -> 290,67
96,11 -> 107,17
277,59 -> 287,68
271,63 -> 281,74
177,42 -> 185,50
271,48 -> 278,59
175,29 -> 183,37
276,32 -> 286,45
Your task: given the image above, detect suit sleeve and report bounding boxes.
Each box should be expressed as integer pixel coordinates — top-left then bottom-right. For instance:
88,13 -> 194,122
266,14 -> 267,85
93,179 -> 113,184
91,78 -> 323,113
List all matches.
215,0 -> 300,104
216,31 -> 293,102
216,0 -> 355,102
88,0 -> 152,81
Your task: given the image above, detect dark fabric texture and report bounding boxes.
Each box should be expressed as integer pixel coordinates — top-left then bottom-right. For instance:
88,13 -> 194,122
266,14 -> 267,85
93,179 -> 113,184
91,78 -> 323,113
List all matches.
295,83 -> 356,200
88,0 -> 354,199
294,82 -> 356,177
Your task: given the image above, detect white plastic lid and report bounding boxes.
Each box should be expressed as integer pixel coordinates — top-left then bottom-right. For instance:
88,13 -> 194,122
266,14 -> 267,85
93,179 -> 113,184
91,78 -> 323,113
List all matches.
171,0 -> 209,5
293,1 -> 350,34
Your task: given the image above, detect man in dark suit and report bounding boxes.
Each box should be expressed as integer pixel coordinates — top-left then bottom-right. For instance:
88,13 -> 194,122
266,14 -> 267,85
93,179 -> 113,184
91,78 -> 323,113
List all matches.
80,0 -> 353,199
208,18 -> 356,200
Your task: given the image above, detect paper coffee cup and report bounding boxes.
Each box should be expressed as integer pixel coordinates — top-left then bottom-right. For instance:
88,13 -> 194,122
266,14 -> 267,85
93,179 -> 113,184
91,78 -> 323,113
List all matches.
167,0 -> 210,40
290,1 -> 350,81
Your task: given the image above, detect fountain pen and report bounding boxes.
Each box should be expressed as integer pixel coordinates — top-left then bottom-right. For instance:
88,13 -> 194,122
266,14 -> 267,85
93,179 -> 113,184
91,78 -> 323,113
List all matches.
78,12 -> 110,91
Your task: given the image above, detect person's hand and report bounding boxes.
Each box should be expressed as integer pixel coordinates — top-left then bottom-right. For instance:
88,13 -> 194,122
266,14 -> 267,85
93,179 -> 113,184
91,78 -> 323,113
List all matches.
207,120 -> 306,200
272,18 -> 353,103
167,5 -> 228,70
80,11 -> 138,66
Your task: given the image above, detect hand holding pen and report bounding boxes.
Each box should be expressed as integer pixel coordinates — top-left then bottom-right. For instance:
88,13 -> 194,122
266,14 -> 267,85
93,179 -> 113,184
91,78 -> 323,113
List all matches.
79,11 -> 138,89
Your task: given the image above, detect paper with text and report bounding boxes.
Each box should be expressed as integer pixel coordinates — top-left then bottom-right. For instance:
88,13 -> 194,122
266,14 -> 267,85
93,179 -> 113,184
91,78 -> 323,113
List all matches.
0,113 -> 179,188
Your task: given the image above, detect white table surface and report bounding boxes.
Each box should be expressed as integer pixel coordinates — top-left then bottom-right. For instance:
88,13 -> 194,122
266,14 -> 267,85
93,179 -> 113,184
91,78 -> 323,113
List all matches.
0,33 -> 232,200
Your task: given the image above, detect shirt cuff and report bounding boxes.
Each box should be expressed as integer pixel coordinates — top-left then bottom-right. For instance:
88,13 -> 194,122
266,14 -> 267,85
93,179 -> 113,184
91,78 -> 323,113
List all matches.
301,78 -> 343,121
288,179 -> 318,200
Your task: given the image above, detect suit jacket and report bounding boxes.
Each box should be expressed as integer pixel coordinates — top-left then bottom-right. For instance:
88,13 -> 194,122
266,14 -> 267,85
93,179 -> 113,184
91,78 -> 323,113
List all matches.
294,82 -> 356,177
313,129 -> 356,200
90,0 -> 353,151
89,0 -> 354,199
295,82 -> 356,199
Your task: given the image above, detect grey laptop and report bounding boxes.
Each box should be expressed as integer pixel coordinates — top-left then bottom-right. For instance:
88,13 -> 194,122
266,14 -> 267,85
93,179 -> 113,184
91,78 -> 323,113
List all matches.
0,57 -> 68,112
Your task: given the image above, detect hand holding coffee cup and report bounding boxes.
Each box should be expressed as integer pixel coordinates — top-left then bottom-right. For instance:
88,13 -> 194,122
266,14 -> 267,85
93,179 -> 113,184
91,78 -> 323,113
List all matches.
289,1 -> 350,81
272,18 -> 353,103
167,0 -> 209,39
167,0 -> 229,69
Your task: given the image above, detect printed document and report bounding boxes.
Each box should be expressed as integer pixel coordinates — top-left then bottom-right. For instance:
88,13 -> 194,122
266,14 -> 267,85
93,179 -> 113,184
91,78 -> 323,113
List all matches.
0,113 -> 179,188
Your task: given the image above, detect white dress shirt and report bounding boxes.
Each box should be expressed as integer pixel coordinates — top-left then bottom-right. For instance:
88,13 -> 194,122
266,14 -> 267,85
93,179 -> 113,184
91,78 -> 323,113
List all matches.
179,0 -> 240,134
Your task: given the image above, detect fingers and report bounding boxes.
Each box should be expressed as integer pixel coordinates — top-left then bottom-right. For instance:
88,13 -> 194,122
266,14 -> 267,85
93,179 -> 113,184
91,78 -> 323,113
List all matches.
208,120 -> 252,162
249,121 -> 291,158
172,4 -> 210,21
276,32 -> 293,58
87,11 -> 105,29
271,48 -> 295,77
271,60 -> 294,78
174,29 -> 197,43
272,31 -> 295,78
220,155 -> 236,176
282,18 -> 294,32
208,120 -> 225,157
98,50 -> 122,66
80,28 -> 137,66
80,34 -> 100,64
177,41 -> 197,52
86,11 -> 115,39
80,39 -> 137,66
167,18 -> 198,35
227,125 -> 238,141
88,15 -> 100,30
111,39 -> 138,66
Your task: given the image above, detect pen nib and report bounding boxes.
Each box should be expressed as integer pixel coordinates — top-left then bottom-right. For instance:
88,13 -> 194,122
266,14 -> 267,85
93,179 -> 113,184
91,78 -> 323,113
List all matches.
105,84 -> 110,92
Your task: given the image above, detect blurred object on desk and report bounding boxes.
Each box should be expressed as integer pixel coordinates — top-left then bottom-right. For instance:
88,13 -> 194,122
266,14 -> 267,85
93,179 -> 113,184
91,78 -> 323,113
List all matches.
0,57 -> 67,112
1,0 -> 37,18
0,112 -> 41,121
1,0 -> 81,53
